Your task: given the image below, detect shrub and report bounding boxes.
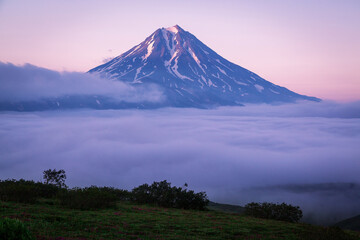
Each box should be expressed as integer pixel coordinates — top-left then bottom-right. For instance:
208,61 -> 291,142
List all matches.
57,186 -> 118,210
34,182 -> 60,198
0,218 -> 34,240
0,179 -> 39,203
0,179 -> 60,203
244,202 -> 303,223
95,186 -> 131,201
131,180 -> 209,210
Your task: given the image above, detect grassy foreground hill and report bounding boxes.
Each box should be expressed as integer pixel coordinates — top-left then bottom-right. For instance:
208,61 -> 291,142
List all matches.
1,200 -> 359,240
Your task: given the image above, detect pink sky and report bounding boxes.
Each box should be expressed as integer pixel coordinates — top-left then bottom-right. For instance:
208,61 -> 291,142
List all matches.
0,0 -> 359,101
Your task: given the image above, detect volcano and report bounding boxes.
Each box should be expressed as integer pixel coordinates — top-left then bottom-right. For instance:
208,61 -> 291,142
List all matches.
89,25 -> 319,107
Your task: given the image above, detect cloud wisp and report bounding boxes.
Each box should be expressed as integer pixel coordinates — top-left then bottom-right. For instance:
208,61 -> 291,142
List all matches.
0,62 -> 163,103
0,103 -> 359,225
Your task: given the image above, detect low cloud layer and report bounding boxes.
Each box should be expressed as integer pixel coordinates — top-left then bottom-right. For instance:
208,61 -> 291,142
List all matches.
0,102 -> 359,225
0,62 -> 163,102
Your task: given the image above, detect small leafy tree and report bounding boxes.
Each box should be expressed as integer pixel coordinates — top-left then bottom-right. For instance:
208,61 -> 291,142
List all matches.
43,169 -> 67,188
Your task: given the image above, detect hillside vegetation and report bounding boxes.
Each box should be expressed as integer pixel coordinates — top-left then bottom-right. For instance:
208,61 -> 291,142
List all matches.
0,170 -> 359,239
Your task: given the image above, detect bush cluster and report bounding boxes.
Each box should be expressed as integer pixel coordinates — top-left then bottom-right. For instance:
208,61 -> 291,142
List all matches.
98,186 -> 131,201
131,180 -> 209,210
57,186 -> 120,210
244,202 -> 303,223
1,172 -> 208,211
0,178 -> 209,211
0,218 -> 34,240
0,179 -> 59,203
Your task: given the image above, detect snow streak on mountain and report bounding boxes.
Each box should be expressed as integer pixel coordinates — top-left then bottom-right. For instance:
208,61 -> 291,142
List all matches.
89,25 -> 319,107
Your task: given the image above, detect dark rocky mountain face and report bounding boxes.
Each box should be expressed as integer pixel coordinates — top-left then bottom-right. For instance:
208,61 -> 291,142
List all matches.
89,25 -> 319,107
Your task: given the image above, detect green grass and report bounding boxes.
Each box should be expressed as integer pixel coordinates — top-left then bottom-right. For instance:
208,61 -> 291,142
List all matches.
207,201 -> 245,214
1,200 -> 359,240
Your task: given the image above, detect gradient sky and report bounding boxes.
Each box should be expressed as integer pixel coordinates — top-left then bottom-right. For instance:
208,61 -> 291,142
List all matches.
0,0 -> 359,101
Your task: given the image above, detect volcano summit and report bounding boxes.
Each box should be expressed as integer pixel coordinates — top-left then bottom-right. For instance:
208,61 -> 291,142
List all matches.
89,25 -> 319,107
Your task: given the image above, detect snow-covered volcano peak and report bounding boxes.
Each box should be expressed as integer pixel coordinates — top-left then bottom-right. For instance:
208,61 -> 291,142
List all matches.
164,25 -> 183,34
89,26 -> 319,107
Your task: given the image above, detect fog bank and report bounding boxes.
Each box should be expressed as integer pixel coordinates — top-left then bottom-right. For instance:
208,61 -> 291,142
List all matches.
0,62 -> 163,102
0,102 -> 359,225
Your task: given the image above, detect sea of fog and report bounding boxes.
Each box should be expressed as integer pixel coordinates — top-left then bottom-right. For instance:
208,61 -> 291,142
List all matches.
1,102 -> 360,225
